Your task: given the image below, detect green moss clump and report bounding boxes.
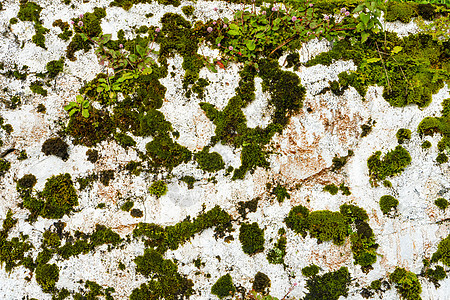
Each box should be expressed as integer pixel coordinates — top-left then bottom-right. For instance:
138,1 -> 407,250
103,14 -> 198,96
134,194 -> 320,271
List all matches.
99,170 -> 114,186
17,2 -> 42,22
323,183 -> 339,195
307,210 -> 348,245
86,149 -> 99,163
90,224 -> 122,248
0,159 -> 11,176
46,59 -> 64,79
130,208 -> 143,218
195,147 -> 225,172
396,128 -> 412,144
252,272 -> 271,294
211,274 -> 235,299
425,265 -> 446,285
302,264 -> 320,277
149,180 -> 168,198
239,222 -> 265,255
180,175 -> 195,189
304,267 -> 351,300
66,109 -> 114,147
30,81 -> 47,96
266,234 -> 286,264
35,263 -> 59,293
39,173 -> 78,219
41,137 -> 69,160
385,1 -> 418,23
181,5 -> 194,16
380,195 -> 399,215
43,230 -> 61,249
17,174 -> 37,190
145,135 -> 191,170
272,184 -> 290,203
131,248 -> 193,300
431,234 -> 450,266
435,198 -> 448,210
121,200 -> 134,212
367,146 -> 411,185
436,153 -> 448,164
389,267 -> 422,300
421,140 -> 432,149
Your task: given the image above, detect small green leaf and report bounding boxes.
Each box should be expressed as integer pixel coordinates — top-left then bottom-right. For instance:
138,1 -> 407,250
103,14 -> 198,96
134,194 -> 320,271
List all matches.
76,95 -> 84,103
80,33 -> 88,41
129,54 -> 138,63
97,86 -> 104,92
391,46 -> 403,54
367,57 -> 381,63
229,24 -> 239,31
136,44 -> 146,57
142,67 -> 152,75
245,40 -> 256,51
228,30 -> 240,36
68,109 -> 78,116
361,32 -> 370,43
82,109 -> 89,118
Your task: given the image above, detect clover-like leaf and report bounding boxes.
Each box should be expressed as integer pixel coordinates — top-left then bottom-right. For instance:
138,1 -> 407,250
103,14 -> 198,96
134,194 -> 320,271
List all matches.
245,40 -> 256,51
82,109 -> 89,118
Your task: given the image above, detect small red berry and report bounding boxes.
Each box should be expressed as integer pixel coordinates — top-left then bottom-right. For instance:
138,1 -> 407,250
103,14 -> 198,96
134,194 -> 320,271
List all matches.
238,52 -> 242,56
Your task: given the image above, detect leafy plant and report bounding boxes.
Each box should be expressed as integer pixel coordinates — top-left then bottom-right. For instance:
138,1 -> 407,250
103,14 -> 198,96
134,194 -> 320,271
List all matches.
353,1 -> 384,43
64,95 -> 91,118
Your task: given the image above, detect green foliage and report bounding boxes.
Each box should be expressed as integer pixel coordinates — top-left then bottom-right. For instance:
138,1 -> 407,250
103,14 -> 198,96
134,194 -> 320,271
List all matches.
272,184 -> 290,203
397,128 -> 412,144
353,0 -> 384,43
267,234 -> 286,264
64,95 -> 91,118
35,263 -> 59,293
304,267 -> 351,300
367,145 -> 411,185
41,137 -> 69,160
389,267 -> 422,300
252,272 -> 271,294
181,5 -> 194,16
211,273 -> 235,299
302,264 -> 320,277
435,198 -> 449,210
0,159 -> 11,176
239,222 -> 265,255
148,180 -> 168,198
380,195 -> 399,215
195,147 -> 225,172
17,174 -> 37,190
146,135 -> 192,170
436,152 -> 448,164
421,140 -> 432,149
431,234 -> 450,266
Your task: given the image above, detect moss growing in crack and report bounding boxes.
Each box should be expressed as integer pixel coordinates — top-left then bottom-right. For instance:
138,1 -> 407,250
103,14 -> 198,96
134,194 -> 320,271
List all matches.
302,264 -> 320,277
239,222 -> 265,255
195,147 -> 225,173
431,234 -> 450,266
304,267 -> 351,300
389,267 -> 422,300
397,128 -> 412,144
380,195 -> 399,215
435,198 -> 448,210
367,146 -> 411,186
211,273 -> 235,299
272,184 -> 290,203
30,81 -> 47,96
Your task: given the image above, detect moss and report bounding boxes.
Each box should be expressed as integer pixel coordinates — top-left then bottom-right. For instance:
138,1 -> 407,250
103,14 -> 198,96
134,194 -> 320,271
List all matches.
125,161 -> 142,176
138,109 -> 172,137
46,59 -> 64,79
181,5 -> 194,17
121,200 -> 134,212
380,195 -> 399,215
132,248 -> 193,300
2,123 -> 13,134
99,170 -> 114,186
272,184 -> 290,203
7,95 -> 21,109
239,222 -> 265,255
41,137 -> 69,160
307,210 -> 348,245
339,183 -> 351,196
114,132 -> 136,148
130,208 -> 144,218
0,159 -> 11,176
38,173 -> 78,219
66,108 -> 114,147
32,23 -> 49,48
435,198 -> 448,210
37,103 -> 46,113
90,224 -> 122,248
66,33 -> 92,61
331,151 -> 353,172
389,267 -> 422,300
17,174 -> 37,190
30,81 -> 47,96
145,135 -> 191,170
43,230 -> 61,249
180,175 -> 195,189
396,128 -> 412,144
77,173 -> 98,191
367,146 -> 411,185
53,19 -> 72,41
324,183 -> 339,195
436,153 -> 448,164
195,147 -> 225,172
425,265 -> 446,285
304,267 -> 351,300
17,2 -> 42,23
86,149 -> 99,163
385,2 -> 418,23
211,273 -> 235,299
97,203 -> 106,209
10,18 -> 18,24
302,264 -> 320,277
421,140 -> 432,149
266,235 -> 286,264
118,261 -> 126,271
252,272 -> 270,294
431,234 -> 450,266
35,263 -> 59,293
149,180 -> 168,198
284,205 -> 310,238
17,150 -> 28,160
